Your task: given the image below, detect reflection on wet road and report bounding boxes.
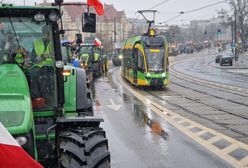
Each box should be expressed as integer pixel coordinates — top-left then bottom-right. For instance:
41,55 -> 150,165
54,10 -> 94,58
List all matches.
91,68 -> 232,168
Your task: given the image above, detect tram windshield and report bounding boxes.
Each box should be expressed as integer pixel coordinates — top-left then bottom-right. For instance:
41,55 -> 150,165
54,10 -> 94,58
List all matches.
145,48 -> 164,71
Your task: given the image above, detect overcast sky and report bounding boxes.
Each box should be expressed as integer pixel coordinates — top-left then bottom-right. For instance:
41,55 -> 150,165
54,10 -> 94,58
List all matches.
7,0 -> 230,25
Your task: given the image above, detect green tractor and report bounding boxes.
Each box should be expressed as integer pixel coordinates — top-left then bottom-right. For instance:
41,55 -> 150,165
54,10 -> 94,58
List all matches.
0,4 -> 110,168
78,43 -> 108,80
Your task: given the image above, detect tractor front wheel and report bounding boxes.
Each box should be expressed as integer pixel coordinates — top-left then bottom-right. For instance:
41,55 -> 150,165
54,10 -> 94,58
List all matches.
58,127 -> 110,168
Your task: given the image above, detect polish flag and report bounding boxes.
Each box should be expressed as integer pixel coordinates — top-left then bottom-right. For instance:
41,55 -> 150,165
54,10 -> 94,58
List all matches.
87,0 -> 104,16
0,122 -> 43,168
94,37 -> 102,47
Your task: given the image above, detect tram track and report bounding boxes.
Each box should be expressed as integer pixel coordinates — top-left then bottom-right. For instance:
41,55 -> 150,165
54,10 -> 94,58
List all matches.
170,75 -> 248,105
170,72 -> 248,98
147,90 -> 248,137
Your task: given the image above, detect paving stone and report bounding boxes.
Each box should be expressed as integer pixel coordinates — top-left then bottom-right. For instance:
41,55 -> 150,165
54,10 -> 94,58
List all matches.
200,132 -> 216,141
189,127 -> 202,133
229,148 -> 248,161
181,122 -> 191,127
213,139 -> 231,150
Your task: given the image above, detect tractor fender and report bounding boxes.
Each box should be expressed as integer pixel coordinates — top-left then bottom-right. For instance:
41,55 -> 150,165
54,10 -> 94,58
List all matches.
56,116 -> 103,129
64,65 -> 93,114
76,68 -> 88,111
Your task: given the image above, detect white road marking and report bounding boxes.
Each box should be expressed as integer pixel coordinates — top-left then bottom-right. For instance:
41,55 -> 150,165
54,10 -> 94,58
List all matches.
106,98 -> 122,111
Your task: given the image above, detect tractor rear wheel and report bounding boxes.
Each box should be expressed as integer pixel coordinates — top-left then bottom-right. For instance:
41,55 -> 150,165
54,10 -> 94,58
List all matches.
58,128 -> 110,168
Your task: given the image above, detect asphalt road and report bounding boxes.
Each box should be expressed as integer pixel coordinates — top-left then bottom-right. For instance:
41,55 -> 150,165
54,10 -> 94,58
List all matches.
91,67 -> 233,168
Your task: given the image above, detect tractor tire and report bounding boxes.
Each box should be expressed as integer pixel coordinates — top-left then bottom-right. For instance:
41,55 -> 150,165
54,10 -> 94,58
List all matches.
58,128 -> 110,168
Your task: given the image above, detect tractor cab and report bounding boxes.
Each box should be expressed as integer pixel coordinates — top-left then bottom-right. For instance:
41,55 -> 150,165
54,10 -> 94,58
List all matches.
78,43 -> 108,79
0,6 -> 61,112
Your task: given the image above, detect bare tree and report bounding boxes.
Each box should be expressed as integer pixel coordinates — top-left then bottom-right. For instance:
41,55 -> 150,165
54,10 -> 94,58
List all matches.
229,0 -> 248,50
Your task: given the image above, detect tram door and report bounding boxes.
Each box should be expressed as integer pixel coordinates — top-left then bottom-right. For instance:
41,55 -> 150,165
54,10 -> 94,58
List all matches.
133,49 -> 138,85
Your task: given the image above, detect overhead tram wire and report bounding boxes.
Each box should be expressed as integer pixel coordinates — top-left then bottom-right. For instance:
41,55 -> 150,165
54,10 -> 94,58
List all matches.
148,0 -> 171,10
182,0 -> 229,14
158,0 -> 229,24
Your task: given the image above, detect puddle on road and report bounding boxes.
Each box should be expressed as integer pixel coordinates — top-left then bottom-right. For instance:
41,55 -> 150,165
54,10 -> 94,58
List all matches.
93,72 -> 169,141
133,103 -> 169,140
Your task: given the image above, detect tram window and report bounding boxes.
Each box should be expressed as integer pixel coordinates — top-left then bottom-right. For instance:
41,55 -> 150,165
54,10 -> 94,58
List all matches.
137,50 -> 144,70
126,49 -> 131,67
123,49 -> 126,64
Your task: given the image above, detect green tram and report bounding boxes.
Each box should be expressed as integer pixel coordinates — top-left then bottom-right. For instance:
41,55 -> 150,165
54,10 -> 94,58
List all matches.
122,29 -> 169,88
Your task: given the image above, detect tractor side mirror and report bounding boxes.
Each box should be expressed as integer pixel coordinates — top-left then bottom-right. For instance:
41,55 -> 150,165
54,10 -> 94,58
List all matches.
75,33 -> 82,44
82,13 -> 96,33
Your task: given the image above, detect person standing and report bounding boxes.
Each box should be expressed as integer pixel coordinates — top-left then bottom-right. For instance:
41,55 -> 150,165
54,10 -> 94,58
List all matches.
29,25 -> 54,109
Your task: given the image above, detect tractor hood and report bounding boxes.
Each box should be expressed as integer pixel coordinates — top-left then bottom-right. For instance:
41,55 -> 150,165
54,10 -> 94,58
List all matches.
0,64 -> 33,135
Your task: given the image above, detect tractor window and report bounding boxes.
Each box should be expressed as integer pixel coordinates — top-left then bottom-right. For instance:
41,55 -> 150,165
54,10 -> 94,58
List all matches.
0,17 -> 56,111
79,46 -> 91,55
0,18 -> 55,64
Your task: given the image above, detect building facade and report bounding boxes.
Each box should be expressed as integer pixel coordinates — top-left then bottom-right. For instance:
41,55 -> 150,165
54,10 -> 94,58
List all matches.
95,4 -> 132,54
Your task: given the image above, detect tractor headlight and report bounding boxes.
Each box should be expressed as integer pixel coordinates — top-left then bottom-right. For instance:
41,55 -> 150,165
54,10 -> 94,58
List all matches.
118,55 -> 123,59
15,136 -> 28,146
34,13 -> 45,22
56,61 -> 65,68
49,12 -> 60,22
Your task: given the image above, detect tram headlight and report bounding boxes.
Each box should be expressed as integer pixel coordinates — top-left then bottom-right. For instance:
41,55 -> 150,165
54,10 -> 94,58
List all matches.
162,73 -> 166,77
146,73 -> 151,77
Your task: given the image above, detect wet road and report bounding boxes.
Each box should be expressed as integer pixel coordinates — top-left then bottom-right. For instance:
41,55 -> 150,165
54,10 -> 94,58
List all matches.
171,50 -> 248,89
92,68 -> 232,168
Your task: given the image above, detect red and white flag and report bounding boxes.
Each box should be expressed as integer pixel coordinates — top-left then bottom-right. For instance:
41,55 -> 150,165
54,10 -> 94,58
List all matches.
94,37 -> 102,47
0,122 -> 43,168
87,0 -> 104,16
